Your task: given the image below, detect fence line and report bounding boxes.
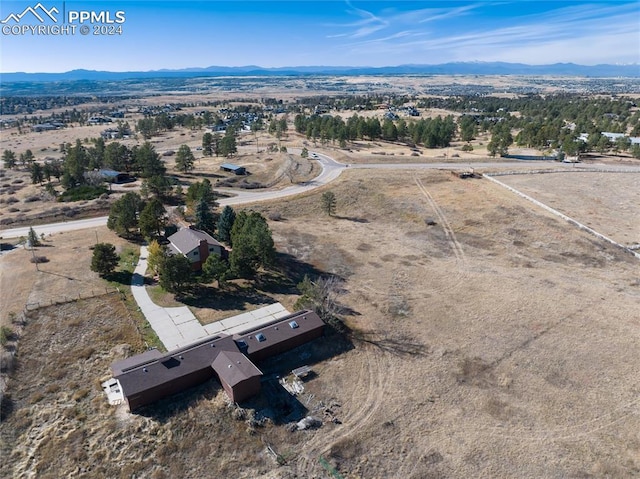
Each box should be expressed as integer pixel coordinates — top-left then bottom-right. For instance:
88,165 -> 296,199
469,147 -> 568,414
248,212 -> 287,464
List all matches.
485,168 -> 640,177
483,174 -> 640,260
24,287 -> 119,312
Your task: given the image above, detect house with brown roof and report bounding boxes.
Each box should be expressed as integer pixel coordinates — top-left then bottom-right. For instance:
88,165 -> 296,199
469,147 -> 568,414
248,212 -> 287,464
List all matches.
167,226 -> 225,271
234,311 -> 325,362
212,350 -> 263,402
110,310 -> 324,411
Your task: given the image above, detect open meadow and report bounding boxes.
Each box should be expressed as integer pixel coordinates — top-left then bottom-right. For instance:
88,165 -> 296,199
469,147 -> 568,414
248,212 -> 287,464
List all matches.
1,164 -> 639,478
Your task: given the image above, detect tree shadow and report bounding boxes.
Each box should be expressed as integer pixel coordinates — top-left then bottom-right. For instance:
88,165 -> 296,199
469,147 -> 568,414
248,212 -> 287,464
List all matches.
105,270 -> 133,285
38,269 -> 76,281
352,331 -> 428,358
258,252 -> 331,296
179,283 -> 275,311
335,215 -> 369,223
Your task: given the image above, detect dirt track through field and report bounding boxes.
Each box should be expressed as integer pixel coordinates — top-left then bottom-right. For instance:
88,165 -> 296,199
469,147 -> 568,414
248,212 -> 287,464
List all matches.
414,175 -> 466,264
294,344 -> 389,476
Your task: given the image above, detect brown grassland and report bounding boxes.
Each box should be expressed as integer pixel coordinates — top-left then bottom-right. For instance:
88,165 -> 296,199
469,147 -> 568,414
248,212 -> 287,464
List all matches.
1,162 -> 639,477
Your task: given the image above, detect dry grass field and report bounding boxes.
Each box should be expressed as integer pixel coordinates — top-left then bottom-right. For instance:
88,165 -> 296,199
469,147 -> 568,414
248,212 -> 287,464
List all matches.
2,165 -> 639,478
498,172 -> 640,247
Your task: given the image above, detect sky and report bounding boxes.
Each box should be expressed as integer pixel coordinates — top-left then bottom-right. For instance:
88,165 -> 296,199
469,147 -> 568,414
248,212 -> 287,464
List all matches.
1,0 -> 639,73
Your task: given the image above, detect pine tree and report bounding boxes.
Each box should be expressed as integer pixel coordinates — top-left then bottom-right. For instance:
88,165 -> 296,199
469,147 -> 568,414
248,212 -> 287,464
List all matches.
321,191 -> 337,216
27,227 -> 40,247
159,254 -> 194,294
139,198 -> 166,239
175,144 -> 195,173
202,254 -> 229,287
91,243 -> 119,276
195,198 -> 216,234
2,150 -> 16,169
217,205 -> 236,244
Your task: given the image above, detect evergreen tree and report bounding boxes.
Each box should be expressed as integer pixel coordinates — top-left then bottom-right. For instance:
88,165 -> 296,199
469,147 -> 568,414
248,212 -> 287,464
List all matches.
185,179 -> 216,208
321,191 -> 337,216
230,211 -> 275,278
139,198 -> 166,239
30,162 -> 44,184
27,227 -> 40,247
202,254 -> 229,287
195,198 -> 216,234
382,119 -> 398,141
202,132 -> 214,156
219,134 -> 237,157
159,254 -> 194,294
107,192 -> 143,237
133,142 -> 166,177
143,175 -> 172,199
175,144 -> 195,173
63,139 -> 88,187
2,150 -> 16,169
217,205 -> 236,244
90,243 -> 119,276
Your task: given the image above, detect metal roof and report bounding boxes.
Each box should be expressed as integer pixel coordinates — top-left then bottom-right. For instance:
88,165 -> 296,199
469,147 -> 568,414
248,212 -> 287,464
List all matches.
220,163 -> 245,171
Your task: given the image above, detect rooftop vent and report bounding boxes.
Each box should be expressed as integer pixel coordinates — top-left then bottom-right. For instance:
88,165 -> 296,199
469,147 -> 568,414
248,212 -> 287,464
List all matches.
143,367 -> 148,373
289,321 -> 299,329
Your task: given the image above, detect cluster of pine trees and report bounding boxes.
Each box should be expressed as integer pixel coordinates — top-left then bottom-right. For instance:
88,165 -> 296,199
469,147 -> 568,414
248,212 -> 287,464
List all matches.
293,113 -> 457,148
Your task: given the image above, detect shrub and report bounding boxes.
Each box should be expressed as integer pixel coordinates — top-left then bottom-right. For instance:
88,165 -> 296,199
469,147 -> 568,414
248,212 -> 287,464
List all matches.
58,185 -> 108,202
30,256 -> 49,264
0,325 -> 13,346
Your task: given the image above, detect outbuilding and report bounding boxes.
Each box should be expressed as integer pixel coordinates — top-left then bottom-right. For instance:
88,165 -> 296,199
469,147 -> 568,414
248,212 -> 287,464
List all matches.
220,163 -> 247,175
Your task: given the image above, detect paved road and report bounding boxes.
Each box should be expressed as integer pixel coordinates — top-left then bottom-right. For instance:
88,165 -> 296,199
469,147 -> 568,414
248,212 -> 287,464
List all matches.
2,153 -> 638,239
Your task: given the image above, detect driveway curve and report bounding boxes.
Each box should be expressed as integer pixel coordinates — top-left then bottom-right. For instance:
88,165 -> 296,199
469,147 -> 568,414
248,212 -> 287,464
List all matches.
2,153 -> 639,239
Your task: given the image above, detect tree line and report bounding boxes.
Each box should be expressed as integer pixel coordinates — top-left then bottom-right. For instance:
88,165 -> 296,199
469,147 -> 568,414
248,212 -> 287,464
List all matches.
293,113 -> 457,148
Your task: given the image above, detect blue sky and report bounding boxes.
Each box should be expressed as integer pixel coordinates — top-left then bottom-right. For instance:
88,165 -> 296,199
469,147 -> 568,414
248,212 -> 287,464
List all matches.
1,0 -> 639,72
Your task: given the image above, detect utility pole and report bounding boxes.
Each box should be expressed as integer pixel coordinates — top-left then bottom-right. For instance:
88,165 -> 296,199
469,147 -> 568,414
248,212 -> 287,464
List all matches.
31,243 -> 39,271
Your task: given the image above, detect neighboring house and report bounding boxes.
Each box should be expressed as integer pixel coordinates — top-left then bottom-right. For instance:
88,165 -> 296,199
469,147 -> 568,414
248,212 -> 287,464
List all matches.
167,227 -> 224,271
98,169 -> 134,184
101,127 -> 132,140
31,123 -> 58,132
110,310 -> 325,410
601,132 -> 625,141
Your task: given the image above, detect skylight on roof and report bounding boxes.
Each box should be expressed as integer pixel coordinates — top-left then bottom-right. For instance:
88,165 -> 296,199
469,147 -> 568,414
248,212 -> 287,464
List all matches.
289,321 -> 299,329
256,333 -> 266,342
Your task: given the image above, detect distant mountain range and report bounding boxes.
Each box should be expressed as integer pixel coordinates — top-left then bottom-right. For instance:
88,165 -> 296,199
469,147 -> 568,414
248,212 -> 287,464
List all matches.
1,62 -> 639,82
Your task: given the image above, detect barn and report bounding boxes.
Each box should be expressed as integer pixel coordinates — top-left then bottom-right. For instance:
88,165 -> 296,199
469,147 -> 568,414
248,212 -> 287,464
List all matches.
220,163 -> 247,175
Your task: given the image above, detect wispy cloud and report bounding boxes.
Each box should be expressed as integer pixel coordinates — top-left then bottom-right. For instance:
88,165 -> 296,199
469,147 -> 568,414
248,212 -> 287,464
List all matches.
327,0 -> 388,38
329,1 -> 479,39
336,1 -> 640,65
